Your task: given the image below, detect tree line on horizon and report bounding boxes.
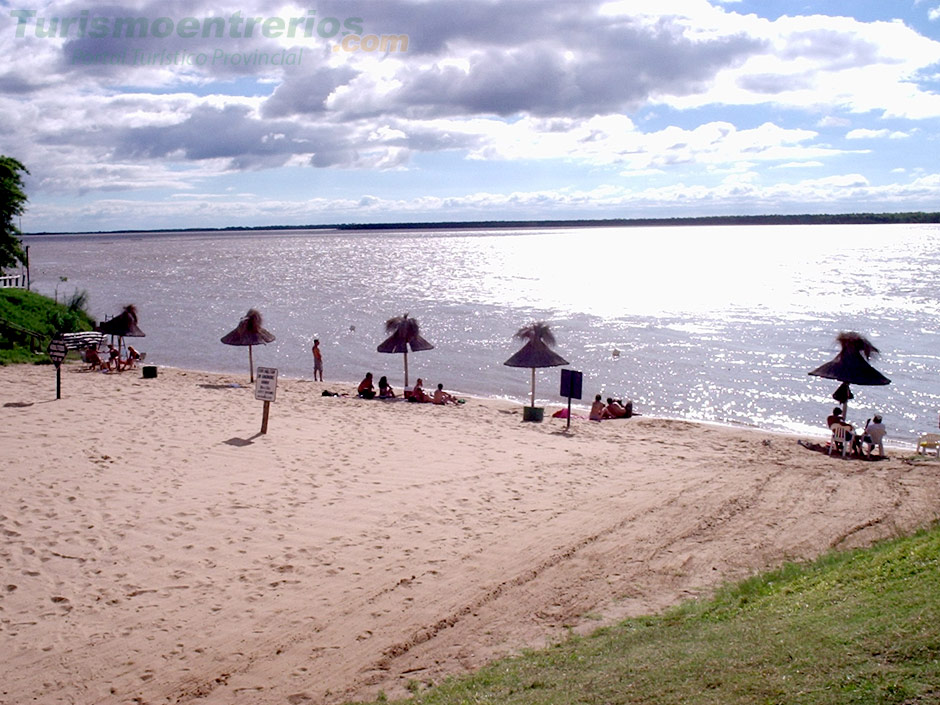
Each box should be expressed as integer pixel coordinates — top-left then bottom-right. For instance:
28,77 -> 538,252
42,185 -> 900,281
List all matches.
5,151 -> 939,239
24,211 -> 940,237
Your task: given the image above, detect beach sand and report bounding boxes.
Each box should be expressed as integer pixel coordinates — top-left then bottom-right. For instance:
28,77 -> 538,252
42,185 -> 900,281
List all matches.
2,362 -> 939,705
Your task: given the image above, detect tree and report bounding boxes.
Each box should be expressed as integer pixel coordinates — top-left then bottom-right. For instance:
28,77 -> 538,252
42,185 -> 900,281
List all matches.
0,156 -> 29,273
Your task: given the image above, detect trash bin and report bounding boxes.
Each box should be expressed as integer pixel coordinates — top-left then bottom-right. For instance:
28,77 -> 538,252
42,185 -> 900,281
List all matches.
142,366 -> 157,379
523,406 -> 544,422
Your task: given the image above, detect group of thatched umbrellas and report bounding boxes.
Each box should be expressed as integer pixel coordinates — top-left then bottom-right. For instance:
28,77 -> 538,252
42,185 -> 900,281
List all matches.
97,304 -> 892,418
218,309 -> 568,404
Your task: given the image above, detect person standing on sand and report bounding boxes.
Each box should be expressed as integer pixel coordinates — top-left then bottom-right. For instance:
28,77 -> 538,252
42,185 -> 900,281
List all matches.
312,339 -> 323,381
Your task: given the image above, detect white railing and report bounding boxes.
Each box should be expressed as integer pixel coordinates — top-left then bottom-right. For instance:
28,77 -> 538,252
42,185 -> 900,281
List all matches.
0,274 -> 25,289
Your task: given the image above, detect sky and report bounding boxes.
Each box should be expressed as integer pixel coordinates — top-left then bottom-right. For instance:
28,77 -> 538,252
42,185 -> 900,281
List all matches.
2,0 -> 940,232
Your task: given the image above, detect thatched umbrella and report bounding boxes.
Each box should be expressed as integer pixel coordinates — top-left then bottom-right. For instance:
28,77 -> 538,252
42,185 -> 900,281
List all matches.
377,313 -> 434,388
808,332 -> 890,417
97,304 -> 145,371
504,321 -> 568,408
221,308 -> 275,382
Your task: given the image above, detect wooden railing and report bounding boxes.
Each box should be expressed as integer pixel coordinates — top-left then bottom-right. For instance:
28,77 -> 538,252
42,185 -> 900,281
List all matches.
0,316 -> 45,352
0,274 -> 25,289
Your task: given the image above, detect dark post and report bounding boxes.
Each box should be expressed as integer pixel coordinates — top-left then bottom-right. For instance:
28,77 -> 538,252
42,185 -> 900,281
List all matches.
261,400 -> 270,434
47,337 -> 68,399
559,369 -> 583,431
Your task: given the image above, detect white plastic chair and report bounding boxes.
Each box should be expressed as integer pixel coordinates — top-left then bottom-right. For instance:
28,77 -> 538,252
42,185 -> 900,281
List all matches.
916,434 -> 940,457
829,425 -> 850,458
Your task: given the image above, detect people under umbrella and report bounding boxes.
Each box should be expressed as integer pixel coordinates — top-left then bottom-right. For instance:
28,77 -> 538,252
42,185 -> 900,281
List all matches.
826,406 -> 888,458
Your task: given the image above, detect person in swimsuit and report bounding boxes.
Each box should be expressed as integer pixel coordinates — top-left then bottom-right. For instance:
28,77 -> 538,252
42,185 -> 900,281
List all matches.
358,372 -> 376,399
590,394 -> 611,421
121,345 -> 141,370
411,378 -> 431,403
107,344 -> 119,371
433,383 -> 458,405
312,339 -> 323,381
378,376 -> 395,398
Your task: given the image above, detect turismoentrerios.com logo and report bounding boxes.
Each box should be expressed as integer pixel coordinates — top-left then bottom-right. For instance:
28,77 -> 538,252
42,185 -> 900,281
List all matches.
8,9 -> 409,56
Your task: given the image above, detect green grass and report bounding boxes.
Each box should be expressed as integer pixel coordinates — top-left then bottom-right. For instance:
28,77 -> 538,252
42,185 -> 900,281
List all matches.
354,524 -> 940,705
0,288 -> 94,364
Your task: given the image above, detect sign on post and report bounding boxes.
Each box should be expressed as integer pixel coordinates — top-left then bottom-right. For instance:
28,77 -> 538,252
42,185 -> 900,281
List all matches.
559,369 -> 583,430
560,369 -> 583,400
47,337 -> 68,399
255,367 -> 278,434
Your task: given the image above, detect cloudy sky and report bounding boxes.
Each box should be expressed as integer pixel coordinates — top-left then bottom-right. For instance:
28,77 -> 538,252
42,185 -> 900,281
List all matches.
2,0 -> 940,232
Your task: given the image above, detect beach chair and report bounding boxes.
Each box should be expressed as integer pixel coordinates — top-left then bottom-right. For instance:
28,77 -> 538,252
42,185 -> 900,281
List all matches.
916,433 -> 940,457
829,425 -> 850,458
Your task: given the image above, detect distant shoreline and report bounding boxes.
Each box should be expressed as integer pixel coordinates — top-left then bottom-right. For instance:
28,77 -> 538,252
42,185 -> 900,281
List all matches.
23,211 -> 940,236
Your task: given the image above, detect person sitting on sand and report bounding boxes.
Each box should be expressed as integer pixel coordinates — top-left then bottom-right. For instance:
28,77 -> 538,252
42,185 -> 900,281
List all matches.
121,345 -> 141,370
590,394 -> 611,421
862,414 -> 888,458
826,407 -> 844,430
433,383 -> 458,405
410,378 -> 432,403
83,347 -> 104,370
606,397 -> 629,418
378,376 -> 395,399
358,372 -> 376,399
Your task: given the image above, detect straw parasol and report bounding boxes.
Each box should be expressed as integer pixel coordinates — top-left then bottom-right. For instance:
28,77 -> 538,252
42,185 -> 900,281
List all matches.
97,304 -> 145,371
808,331 -> 890,417
377,313 -> 434,388
221,308 -> 275,383
504,321 -> 568,408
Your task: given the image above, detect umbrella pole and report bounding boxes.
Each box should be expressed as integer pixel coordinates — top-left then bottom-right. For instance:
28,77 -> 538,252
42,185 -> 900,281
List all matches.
249,345 -> 254,383
404,351 -> 409,388
530,367 -> 536,407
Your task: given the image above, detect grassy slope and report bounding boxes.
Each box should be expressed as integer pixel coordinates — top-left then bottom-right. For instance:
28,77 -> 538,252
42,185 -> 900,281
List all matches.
358,524 -> 940,705
0,288 -> 94,364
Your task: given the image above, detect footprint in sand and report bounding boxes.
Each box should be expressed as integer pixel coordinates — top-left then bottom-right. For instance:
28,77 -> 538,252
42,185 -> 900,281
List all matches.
50,596 -> 72,613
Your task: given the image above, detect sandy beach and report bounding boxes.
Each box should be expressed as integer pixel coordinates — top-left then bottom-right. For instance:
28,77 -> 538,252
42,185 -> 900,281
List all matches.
1,362 -> 939,705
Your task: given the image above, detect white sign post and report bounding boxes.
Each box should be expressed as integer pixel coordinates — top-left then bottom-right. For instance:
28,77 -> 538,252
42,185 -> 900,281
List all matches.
254,366 -> 278,434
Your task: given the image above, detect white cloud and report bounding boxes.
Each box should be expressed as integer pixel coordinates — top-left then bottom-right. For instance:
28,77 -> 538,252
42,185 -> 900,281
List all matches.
817,116 -> 852,128
773,161 -> 825,169
845,128 -> 910,139
846,128 -> 891,139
